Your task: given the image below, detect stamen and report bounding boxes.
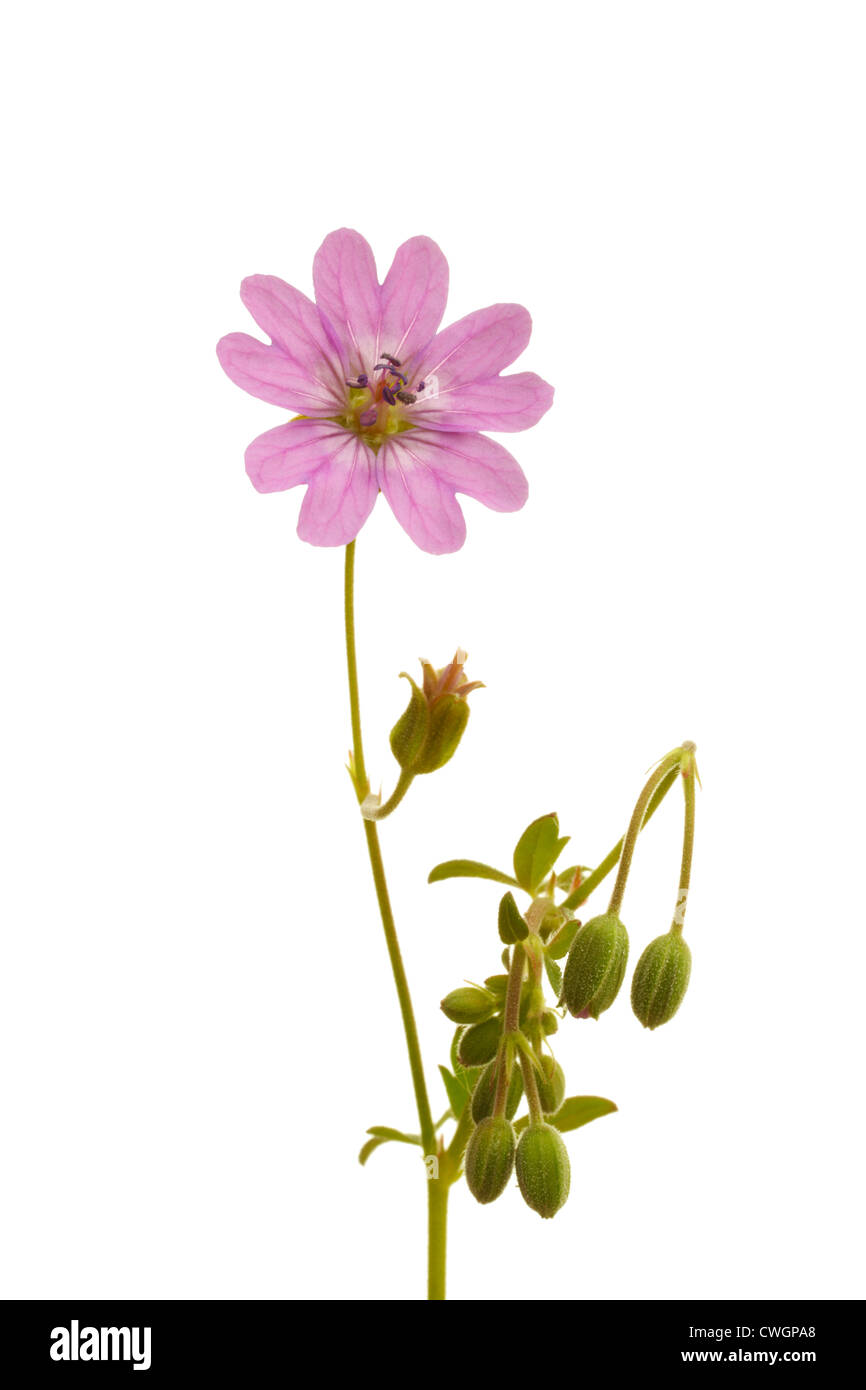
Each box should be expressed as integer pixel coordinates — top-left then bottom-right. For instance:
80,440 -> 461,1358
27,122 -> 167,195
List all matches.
379,353 -> 402,367
382,385 -> 397,406
359,407 -> 378,426
395,390 -> 417,404
417,380 -> 426,391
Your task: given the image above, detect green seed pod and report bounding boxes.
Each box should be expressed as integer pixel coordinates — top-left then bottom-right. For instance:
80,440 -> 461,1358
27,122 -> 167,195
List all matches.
631,931 -> 692,1029
389,675 -> 430,770
440,986 -> 496,1025
457,1015 -> 502,1068
541,1009 -> 559,1036
413,694 -> 470,774
561,912 -> 629,1019
536,1055 -> 566,1115
471,1056 -> 524,1123
515,1122 -> 571,1218
465,1116 -> 516,1205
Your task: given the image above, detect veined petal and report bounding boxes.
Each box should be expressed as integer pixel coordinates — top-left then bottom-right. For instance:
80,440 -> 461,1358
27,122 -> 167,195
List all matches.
419,304 -> 532,387
296,432 -> 379,547
239,275 -> 345,397
378,437 -> 467,555
392,430 -> 528,512
217,333 -> 339,414
380,236 -> 449,367
412,373 -> 554,433
245,419 -> 349,494
313,228 -> 381,376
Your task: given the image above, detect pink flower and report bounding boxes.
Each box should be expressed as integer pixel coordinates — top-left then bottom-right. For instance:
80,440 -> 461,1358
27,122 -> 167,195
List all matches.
217,229 -> 554,554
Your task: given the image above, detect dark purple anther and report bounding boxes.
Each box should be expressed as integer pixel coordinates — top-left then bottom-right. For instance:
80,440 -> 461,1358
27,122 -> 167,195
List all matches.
357,373 -> 368,387
383,385 -> 397,406
395,390 -> 417,404
417,381 -> 426,391
380,353 -> 402,367
389,369 -> 408,385
359,407 -> 378,426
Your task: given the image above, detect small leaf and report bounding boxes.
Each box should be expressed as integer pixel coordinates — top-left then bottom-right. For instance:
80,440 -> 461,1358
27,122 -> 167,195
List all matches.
428,859 -> 520,888
546,918 -> 582,961
359,1136 -> 389,1165
514,1095 -> 617,1136
439,1064 -> 470,1119
513,814 -> 571,894
498,890 -> 529,944
544,954 -> 563,995
366,1126 -> 422,1145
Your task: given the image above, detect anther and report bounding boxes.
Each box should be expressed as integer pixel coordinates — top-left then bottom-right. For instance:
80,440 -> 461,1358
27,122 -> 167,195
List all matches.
383,385 -> 397,406
379,353 -> 402,367
396,390 -> 417,404
359,408 -> 378,426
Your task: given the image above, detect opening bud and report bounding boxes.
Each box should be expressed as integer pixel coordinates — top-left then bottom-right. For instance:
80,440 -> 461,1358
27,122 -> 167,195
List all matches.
631,931 -> 692,1029
465,1116 -> 516,1205
389,650 -> 482,776
440,986 -> 496,1025
515,1122 -> 571,1218
561,912 -> 629,1019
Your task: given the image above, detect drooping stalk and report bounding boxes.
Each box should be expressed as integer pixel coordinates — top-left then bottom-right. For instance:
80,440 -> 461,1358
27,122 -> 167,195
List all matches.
343,540 -> 443,1299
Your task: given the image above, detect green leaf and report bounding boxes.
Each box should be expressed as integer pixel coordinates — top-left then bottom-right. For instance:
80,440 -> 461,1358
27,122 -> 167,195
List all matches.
366,1126 -> 422,1145
439,1064 -> 470,1119
544,954 -> 563,995
359,1136 -> 390,1165
498,890 -> 529,944
428,859 -> 520,888
514,1095 -> 618,1135
513,814 -> 571,894
546,918 -> 582,960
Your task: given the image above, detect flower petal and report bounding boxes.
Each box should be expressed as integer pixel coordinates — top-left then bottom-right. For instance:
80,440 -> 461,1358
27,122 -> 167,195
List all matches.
419,304 -> 532,387
240,275 -> 344,396
389,430 -> 528,512
378,437 -> 467,555
313,228 -> 381,376
217,333 -> 338,414
380,236 -> 449,367
412,373 -> 554,433
296,433 -> 379,547
244,419 -> 350,494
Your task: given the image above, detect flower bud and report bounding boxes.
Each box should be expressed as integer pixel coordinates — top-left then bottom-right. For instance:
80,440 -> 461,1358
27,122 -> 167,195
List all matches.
457,1015 -> 502,1068
390,651 -> 482,776
471,1056 -> 524,1123
631,931 -> 692,1029
440,987 -> 495,1025
515,1122 -> 571,1218
536,1055 -> 566,1116
561,913 -> 629,1019
484,974 -> 509,1001
541,1010 -> 559,1036
465,1116 -> 516,1205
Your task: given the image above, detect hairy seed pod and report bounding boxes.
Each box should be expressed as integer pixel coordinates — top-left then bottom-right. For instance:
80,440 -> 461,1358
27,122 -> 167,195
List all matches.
515,1122 -> 571,1218
536,1055 -> 566,1115
440,987 -> 496,1025
471,1056 -> 524,1123
457,1015 -> 502,1068
465,1116 -> 516,1205
541,1009 -> 559,1036
483,974 -> 509,1001
631,931 -> 692,1029
561,913 -> 629,1019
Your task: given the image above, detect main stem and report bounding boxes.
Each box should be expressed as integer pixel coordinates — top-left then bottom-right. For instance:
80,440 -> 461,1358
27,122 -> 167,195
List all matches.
343,540 -> 444,1300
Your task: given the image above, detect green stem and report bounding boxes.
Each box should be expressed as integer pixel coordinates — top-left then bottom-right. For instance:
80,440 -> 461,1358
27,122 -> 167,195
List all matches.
561,765 -> 679,914
672,749 -> 696,934
608,749 -> 684,916
344,541 -> 441,1297
362,767 -> 416,821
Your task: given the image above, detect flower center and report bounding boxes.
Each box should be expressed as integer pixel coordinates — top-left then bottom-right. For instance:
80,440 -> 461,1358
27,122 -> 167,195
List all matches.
342,353 -> 428,448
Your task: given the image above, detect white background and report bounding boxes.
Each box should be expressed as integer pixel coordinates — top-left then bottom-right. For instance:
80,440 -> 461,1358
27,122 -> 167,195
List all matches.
2,1 -> 864,1302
